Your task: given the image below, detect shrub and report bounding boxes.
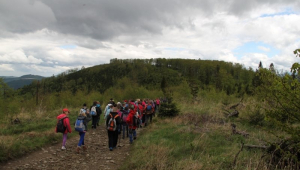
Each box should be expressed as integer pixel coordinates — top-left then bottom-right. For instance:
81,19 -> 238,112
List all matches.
158,98 -> 180,117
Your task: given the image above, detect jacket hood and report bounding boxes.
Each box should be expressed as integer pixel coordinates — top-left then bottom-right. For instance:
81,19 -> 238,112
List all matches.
57,113 -> 67,119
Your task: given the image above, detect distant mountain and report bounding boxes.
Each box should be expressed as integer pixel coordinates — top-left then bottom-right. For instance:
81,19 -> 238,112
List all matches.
1,74 -> 45,89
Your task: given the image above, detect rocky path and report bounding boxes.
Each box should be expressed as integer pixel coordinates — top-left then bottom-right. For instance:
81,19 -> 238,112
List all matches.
1,125 -> 137,170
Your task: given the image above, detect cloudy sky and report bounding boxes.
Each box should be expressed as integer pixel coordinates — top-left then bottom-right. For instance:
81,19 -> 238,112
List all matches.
0,0 -> 300,77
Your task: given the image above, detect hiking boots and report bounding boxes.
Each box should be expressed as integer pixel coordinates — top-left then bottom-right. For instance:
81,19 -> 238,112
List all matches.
61,146 -> 66,150
82,145 -> 87,151
76,146 -> 81,154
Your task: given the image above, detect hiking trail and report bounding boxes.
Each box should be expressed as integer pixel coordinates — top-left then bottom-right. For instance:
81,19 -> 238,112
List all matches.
1,124 -> 140,170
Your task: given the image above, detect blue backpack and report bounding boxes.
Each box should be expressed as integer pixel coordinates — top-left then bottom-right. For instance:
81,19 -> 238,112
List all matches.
146,105 -> 152,111
74,119 -> 85,132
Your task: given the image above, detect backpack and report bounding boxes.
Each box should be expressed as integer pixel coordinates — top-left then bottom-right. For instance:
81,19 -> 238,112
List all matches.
156,99 -> 160,105
56,117 -> 67,133
121,111 -> 129,123
79,108 -> 86,115
90,106 -> 97,116
132,113 -> 139,127
146,105 -> 152,111
107,114 -> 119,131
74,119 -> 85,132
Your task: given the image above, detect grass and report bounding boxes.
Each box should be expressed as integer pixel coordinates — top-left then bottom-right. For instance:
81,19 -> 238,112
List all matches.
0,108 -> 82,162
119,96 -> 279,170
0,94 -> 284,169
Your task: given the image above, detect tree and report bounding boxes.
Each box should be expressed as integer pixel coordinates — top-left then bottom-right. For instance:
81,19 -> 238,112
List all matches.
258,61 -> 263,68
257,49 -> 300,168
269,63 -> 276,74
187,67 -> 200,101
161,76 -> 167,95
159,76 -> 179,117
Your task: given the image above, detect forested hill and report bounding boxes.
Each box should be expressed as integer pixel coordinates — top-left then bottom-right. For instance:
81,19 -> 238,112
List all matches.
1,75 -> 44,90
19,58 -> 256,97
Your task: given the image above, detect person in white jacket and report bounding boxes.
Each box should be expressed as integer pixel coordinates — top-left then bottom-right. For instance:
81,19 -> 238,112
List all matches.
104,104 -> 113,119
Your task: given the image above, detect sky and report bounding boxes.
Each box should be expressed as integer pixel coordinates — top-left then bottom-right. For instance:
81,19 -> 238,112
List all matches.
0,0 -> 300,77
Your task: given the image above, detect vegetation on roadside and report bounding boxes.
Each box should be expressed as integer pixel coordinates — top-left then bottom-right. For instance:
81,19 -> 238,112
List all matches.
1,51 -> 300,169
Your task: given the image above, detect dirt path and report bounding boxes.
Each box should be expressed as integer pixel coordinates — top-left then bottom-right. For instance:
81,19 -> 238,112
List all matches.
1,124 -> 139,170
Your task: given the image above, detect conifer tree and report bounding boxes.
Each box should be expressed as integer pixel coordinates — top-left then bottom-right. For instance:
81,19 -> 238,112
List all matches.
159,76 -> 179,117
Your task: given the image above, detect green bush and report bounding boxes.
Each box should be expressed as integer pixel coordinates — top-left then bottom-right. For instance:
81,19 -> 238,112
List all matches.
158,101 -> 180,117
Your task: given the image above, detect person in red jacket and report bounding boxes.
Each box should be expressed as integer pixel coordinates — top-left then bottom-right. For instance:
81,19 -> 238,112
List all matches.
126,104 -> 137,144
56,108 -> 72,150
138,102 -> 144,128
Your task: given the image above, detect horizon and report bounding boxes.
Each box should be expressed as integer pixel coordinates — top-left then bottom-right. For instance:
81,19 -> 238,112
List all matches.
0,57 -> 293,77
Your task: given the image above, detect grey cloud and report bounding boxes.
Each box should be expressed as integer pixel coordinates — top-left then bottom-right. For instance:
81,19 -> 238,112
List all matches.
75,38 -> 107,49
2,0 -> 299,42
227,0 -> 300,16
0,0 -> 56,33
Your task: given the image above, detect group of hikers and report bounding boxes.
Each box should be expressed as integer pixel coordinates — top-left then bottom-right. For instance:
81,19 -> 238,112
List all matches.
55,98 -> 161,153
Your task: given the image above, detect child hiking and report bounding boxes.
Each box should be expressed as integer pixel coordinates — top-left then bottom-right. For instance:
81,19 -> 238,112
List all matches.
106,104 -> 121,151
55,108 -> 72,150
75,104 -> 92,154
90,101 -> 98,129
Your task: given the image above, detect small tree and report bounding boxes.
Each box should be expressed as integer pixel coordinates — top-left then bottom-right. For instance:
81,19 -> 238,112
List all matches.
158,97 -> 179,117
159,77 -> 180,117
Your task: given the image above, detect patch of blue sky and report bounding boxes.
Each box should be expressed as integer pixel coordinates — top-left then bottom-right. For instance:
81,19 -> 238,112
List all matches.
260,8 -> 297,18
59,44 -> 77,49
233,41 -> 280,59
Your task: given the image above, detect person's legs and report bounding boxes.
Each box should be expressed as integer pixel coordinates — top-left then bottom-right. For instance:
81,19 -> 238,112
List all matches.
92,116 -> 97,129
62,133 -> 67,148
145,114 -> 150,126
126,125 -> 129,137
96,116 -> 100,126
150,113 -> 153,123
76,132 -> 85,153
142,114 -> 145,126
129,128 -> 133,143
78,132 -> 85,146
113,130 -> 118,148
133,129 -> 137,140
108,131 -> 114,150
122,125 -> 126,139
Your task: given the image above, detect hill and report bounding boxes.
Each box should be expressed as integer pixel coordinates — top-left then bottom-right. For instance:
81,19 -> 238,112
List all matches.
17,58 -> 256,98
1,74 -> 45,89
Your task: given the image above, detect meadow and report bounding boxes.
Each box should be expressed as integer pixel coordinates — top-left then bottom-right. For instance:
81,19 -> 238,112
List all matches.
0,89 -> 282,170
